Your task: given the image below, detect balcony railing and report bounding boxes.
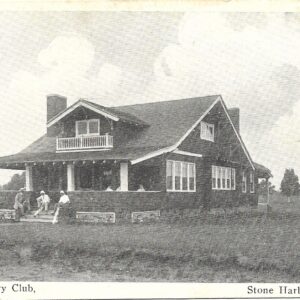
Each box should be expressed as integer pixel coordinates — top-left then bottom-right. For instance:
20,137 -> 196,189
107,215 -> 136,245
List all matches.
56,134 -> 113,151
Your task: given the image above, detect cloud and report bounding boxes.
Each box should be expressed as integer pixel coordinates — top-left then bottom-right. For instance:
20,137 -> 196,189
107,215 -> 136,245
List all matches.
38,34 -> 94,74
146,12 -> 300,187
0,34 -> 123,158
96,63 -> 122,89
0,70 -> 44,155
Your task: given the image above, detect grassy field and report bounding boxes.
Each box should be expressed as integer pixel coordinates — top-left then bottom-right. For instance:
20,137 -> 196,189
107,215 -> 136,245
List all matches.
0,196 -> 299,282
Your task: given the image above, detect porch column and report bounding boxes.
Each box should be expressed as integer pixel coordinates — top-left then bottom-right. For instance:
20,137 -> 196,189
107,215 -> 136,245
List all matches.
91,163 -> 95,190
120,162 -> 128,191
25,165 -> 33,191
58,165 -> 63,190
67,163 -> 75,192
47,165 -> 52,191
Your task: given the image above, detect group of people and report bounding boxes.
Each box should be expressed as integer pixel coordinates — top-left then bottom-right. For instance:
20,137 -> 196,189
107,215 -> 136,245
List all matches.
13,183 -> 145,223
14,188 -> 70,224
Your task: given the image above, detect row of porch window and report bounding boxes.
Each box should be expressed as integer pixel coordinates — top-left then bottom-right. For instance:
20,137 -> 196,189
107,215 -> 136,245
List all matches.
166,160 -> 255,193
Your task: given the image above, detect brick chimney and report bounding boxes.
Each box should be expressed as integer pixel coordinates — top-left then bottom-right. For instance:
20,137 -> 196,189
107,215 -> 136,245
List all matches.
47,94 -> 67,123
47,94 -> 67,136
228,108 -> 240,132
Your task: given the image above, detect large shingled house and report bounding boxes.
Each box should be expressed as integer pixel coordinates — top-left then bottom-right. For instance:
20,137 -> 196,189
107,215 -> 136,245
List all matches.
0,94 -> 271,218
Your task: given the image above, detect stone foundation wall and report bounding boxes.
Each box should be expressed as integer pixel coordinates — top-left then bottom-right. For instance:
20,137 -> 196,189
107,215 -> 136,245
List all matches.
0,190 -> 258,223
67,191 -> 201,221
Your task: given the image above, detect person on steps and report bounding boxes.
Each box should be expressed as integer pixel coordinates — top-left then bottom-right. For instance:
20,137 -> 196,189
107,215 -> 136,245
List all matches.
34,190 -> 51,217
52,190 -> 70,224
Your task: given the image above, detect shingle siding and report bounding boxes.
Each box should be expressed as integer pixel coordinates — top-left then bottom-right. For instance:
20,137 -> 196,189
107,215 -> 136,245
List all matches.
170,101 -> 257,208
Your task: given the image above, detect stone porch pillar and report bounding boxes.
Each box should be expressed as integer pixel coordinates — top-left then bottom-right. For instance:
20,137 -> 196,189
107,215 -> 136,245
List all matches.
67,163 -> 75,192
120,162 -> 128,191
25,165 -> 33,191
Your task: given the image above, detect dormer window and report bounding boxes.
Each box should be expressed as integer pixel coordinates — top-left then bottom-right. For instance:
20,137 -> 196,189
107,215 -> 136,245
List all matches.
200,121 -> 214,142
76,119 -> 100,136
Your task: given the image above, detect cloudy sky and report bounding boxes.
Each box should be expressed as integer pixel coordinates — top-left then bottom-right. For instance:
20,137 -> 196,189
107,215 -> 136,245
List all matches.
0,11 -> 300,188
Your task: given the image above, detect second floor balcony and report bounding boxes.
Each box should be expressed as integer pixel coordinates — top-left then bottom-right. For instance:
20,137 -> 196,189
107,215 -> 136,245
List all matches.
56,134 -> 113,151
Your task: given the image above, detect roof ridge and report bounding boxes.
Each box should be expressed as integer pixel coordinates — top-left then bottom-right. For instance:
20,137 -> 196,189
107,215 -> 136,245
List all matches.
110,94 -> 221,109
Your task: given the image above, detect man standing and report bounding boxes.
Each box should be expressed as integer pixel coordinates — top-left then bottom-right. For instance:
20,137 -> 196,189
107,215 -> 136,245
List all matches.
14,188 -> 25,220
52,190 -> 70,224
34,190 -> 51,217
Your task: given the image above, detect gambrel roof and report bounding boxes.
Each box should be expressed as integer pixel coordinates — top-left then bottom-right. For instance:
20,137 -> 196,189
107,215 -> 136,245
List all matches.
0,95 -> 255,169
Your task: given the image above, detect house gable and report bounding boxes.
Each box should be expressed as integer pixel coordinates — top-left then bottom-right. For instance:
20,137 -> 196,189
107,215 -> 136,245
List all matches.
178,98 -> 254,169
47,105 -> 115,138
47,100 -> 119,128
131,96 -> 254,170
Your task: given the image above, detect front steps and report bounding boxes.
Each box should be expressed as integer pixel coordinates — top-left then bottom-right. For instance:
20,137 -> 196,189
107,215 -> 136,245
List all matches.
20,210 -> 54,223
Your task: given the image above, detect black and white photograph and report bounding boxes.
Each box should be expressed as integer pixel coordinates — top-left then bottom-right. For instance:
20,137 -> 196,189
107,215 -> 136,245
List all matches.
0,1 -> 299,296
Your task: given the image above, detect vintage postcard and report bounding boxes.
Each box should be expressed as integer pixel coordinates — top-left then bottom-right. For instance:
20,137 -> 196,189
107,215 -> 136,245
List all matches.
0,0 -> 299,299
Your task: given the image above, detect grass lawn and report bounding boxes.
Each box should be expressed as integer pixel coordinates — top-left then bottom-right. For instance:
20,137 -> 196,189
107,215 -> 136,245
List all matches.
0,198 -> 299,282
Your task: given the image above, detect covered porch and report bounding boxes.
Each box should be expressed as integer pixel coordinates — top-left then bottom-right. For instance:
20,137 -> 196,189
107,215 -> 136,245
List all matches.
0,155 -> 170,221
0,157 -> 164,193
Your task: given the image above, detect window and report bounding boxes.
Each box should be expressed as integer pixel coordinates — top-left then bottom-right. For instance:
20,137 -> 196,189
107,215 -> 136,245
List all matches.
222,167 -> 226,189
89,120 -> 99,134
188,164 -> 195,191
226,168 -> 231,189
166,161 -> 173,190
182,163 -> 188,190
174,161 -> 181,191
166,160 -> 196,192
250,171 -> 255,193
76,119 -> 100,136
200,121 -> 214,142
212,165 -> 236,191
212,166 -> 217,189
231,168 -> 236,190
242,171 -> 247,193
77,121 -> 87,135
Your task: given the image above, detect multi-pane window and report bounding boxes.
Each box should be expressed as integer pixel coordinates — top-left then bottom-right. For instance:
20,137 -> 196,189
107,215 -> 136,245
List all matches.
242,171 -> 247,193
76,119 -> 100,136
166,161 -> 173,190
188,164 -> 195,191
249,171 -> 255,193
217,167 -> 221,189
222,167 -> 226,189
212,166 -> 217,189
166,160 -> 196,192
174,161 -> 181,190
182,163 -> 188,190
212,166 -> 236,190
231,168 -> 236,190
226,168 -> 231,189
200,121 -> 214,142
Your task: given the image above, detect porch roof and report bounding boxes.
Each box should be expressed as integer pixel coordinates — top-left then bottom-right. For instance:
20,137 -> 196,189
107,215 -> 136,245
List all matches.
254,162 -> 272,179
0,146 -> 160,169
